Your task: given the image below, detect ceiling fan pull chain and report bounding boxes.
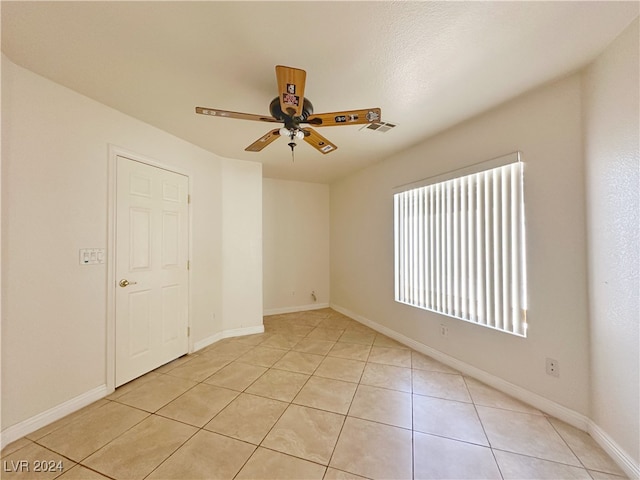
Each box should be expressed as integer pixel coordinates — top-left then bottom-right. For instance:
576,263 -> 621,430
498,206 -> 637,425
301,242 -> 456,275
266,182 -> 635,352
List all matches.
288,140 -> 296,162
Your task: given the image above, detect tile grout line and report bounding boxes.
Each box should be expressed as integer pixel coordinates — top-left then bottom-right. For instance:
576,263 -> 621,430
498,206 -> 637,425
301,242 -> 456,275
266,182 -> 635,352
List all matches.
325,331 -> 371,479
141,423 -> 201,480
546,415 -> 598,474
17,316 -> 434,479
157,314 -> 322,479
253,314 -> 379,476
245,313 -> 332,478
235,314 -> 328,476
411,354 -> 415,480
465,375 -> 506,479
8,309 -> 619,480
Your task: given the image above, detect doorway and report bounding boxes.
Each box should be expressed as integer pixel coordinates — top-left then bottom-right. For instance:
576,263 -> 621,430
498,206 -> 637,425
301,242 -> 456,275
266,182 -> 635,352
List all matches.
111,154 -> 190,387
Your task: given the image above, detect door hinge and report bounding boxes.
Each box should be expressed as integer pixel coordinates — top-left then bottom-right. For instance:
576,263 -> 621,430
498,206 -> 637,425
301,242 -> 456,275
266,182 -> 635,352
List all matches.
187,260 -> 190,270
187,327 -> 191,337
187,194 -> 191,204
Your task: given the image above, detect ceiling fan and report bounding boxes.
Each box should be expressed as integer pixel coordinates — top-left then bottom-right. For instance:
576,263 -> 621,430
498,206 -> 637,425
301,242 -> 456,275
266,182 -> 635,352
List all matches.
196,65 -> 381,157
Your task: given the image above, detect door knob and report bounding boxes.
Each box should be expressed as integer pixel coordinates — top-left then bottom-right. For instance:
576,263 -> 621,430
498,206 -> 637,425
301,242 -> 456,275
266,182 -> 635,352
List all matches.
119,279 -> 137,288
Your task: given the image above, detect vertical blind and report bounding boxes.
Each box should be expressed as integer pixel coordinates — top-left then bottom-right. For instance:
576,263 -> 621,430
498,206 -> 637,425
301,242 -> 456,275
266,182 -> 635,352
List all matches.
393,154 -> 527,337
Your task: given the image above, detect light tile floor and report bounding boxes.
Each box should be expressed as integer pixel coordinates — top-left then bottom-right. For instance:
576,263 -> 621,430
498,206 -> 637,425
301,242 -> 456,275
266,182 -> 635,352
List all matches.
1,309 -> 628,480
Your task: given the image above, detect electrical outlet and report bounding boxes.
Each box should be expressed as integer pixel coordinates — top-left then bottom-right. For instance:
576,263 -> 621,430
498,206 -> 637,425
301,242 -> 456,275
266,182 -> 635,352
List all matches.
546,358 -> 560,377
440,324 -> 449,337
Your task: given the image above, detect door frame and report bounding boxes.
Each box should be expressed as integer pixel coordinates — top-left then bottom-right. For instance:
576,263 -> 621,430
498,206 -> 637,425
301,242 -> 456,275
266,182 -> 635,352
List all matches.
106,145 -> 193,393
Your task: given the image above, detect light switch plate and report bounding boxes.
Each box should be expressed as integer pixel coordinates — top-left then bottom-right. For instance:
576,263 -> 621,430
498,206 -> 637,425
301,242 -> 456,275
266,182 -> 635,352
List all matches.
79,248 -> 105,265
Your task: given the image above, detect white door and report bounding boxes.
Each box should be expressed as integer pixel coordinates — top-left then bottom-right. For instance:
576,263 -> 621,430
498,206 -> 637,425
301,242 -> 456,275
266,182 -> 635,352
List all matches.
115,156 -> 189,386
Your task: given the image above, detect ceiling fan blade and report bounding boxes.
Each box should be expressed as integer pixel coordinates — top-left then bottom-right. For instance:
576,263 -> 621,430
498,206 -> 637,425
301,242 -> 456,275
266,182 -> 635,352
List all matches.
275,65 -> 306,118
196,107 -> 279,123
305,108 -> 381,127
245,129 -> 281,152
302,128 -> 337,154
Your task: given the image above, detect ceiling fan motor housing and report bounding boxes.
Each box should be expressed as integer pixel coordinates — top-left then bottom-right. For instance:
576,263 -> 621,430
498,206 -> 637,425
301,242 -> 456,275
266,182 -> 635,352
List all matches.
269,97 -> 314,128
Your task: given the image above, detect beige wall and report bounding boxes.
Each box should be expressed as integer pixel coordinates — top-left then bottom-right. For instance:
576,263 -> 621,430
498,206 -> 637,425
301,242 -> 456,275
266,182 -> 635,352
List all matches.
583,19 -> 639,466
1,57 -> 263,431
221,159 -> 264,331
331,73 -> 591,415
330,20 -> 640,471
263,178 -> 330,313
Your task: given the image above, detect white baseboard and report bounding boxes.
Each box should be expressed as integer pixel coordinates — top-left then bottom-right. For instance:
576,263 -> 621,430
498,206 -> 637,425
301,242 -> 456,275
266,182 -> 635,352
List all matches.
1,324 -> 268,452
193,324 -> 265,352
2,323 -> 267,451
331,303 -> 638,479
588,420 -> 639,479
0,384 -> 108,451
263,303 -> 330,316
193,331 -> 225,352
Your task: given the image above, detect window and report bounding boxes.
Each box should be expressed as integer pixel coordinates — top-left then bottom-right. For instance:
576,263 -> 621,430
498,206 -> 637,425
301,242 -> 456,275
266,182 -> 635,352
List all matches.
393,152 -> 527,336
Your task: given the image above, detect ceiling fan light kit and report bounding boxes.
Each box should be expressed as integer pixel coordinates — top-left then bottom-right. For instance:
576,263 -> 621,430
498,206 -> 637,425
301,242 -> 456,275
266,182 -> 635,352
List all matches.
196,65 -> 381,158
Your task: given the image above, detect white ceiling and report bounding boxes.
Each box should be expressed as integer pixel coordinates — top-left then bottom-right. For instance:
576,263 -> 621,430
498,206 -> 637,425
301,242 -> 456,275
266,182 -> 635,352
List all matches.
2,1 -> 638,183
